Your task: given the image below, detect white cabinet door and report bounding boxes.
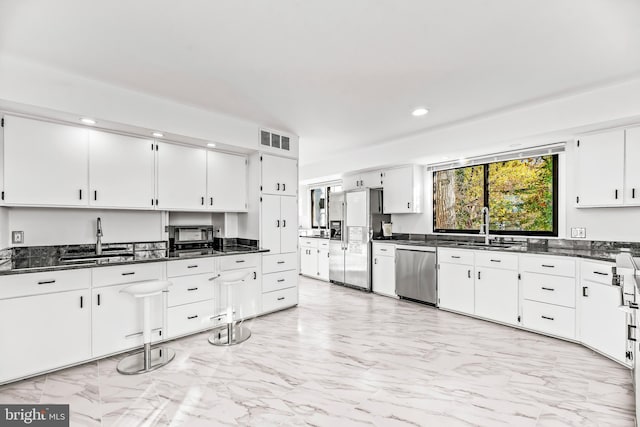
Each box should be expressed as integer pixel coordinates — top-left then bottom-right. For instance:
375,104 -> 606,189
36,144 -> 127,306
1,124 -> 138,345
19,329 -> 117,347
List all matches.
360,170 -> 383,188
280,196 -> 298,253
438,263 -> 474,314
373,255 -> 396,297
157,142 -> 207,210
624,127 -> 640,205
3,115 -> 89,206
300,248 -> 318,277
342,174 -> 360,191
207,151 -> 248,211
580,281 -> 627,363
318,248 -> 330,281
575,130 -> 625,207
89,130 -> 155,209
383,166 -> 422,213
0,289 -> 91,383
261,194 -> 281,253
92,284 -> 163,358
262,154 -> 297,196
475,267 -> 519,326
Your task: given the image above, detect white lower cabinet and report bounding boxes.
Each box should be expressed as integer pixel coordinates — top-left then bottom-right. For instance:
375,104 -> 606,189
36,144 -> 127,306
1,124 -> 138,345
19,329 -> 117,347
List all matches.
92,283 -> 164,357
318,248 -> 330,281
299,237 -> 330,281
522,299 -> 576,340
438,261 -> 475,314
0,289 -> 91,383
263,286 -> 298,313
580,279 -> 628,364
372,254 -> 396,297
167,300 -> 222,338
300,247 -> 318,277
475,267 -> 519,326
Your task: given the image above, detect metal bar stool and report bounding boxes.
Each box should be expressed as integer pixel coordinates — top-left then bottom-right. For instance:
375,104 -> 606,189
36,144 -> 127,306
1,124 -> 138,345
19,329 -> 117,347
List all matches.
117,280 -> 175,374
209,270 -> 252,346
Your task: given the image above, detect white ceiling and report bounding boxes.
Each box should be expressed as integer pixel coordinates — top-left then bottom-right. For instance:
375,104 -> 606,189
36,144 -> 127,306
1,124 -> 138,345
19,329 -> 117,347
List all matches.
1,0 -> 639,168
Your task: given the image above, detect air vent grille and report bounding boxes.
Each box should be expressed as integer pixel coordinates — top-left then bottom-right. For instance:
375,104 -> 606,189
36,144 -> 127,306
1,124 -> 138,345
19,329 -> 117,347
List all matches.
260,130 -> 291,151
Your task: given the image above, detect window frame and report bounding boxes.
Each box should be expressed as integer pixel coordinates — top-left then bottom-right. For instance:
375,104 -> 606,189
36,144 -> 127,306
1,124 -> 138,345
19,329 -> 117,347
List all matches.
310,186 -> 330,229
432,155 -> 558,237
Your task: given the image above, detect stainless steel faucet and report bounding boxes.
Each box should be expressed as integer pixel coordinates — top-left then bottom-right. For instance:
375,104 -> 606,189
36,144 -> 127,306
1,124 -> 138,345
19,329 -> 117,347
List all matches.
480,207 -> 490,245
96,217 -> 103,255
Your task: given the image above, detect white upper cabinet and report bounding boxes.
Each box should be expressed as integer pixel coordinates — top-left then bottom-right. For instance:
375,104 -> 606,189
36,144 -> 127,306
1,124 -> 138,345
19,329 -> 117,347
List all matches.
157,142 -> 207,210
624,126 -> 640,205
207,151 -> 248,211
382,165 -> 423,213
575,129 -> 625,207
342,170 -> 383,191
3,115 -> 89,206
89,131 -> 155,209
262,154 -> 297,196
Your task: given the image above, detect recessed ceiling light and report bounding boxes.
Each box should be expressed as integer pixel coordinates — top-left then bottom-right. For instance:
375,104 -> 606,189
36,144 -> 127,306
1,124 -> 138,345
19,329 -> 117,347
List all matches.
80,118 -> 96,125
442,156 -> 450,160
509,143 -> 522,147
152,132 -> 164,138
412,108 -> 429,117
207,143 -> 217,147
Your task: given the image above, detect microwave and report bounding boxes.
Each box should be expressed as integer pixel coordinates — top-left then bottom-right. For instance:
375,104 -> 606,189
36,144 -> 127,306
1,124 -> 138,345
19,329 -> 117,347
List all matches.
168,225 -> 214,249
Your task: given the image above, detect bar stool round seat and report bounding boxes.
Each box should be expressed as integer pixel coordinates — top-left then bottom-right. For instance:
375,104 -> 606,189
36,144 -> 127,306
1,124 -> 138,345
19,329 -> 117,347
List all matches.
117,279 -> 175,375
209,270 -> 253,346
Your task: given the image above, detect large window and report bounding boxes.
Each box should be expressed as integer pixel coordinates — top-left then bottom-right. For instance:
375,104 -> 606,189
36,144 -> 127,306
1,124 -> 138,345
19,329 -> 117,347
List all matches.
433,155 -> 558,236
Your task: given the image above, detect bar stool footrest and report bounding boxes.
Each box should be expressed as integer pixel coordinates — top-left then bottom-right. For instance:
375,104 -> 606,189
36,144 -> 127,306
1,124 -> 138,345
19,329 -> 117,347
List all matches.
208,323 -> 251,346
117,346 -> 176,375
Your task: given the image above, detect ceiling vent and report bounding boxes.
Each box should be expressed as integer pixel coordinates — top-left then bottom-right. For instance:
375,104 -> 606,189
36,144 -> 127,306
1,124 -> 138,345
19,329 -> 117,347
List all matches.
261,130 -> 290,151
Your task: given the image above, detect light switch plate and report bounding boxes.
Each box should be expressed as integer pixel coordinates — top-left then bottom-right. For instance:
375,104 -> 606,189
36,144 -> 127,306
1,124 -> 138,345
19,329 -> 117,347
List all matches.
571,227 -> 586,238
11,231 -> 24,244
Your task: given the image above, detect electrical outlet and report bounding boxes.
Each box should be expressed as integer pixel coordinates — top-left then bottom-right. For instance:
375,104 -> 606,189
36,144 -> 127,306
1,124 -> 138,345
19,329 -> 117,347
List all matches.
571,227 -> 587,238
11,231 -> 24,244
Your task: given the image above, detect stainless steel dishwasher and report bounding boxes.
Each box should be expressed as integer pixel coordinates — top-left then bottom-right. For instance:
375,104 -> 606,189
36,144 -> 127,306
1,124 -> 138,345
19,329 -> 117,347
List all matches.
395,245 -> 437,305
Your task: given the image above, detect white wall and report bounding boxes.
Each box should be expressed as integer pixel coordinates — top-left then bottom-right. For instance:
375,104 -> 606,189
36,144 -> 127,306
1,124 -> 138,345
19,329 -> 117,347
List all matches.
5,208 -> 163,247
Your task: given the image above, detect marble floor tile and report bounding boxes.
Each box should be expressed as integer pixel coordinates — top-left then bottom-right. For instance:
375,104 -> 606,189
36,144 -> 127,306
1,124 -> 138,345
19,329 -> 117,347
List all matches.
0,275 -> 635,426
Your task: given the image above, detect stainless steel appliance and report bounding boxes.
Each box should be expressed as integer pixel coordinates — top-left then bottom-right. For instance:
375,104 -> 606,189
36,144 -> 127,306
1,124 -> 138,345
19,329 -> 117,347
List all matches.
329,189 -> 390,291
395,245 -> 437,305
168,225 -> 214,250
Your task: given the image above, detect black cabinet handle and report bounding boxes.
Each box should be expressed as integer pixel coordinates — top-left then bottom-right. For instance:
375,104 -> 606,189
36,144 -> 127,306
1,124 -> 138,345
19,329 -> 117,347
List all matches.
490,259 -> 501,263
277,278 -> 285,282
541,287 -> 555,291
187,265 -> 198,269
282,183 -> 286,191
37,280 -> 56,285
451,255 -> 461,259
407,202 -> 410,209
541,315 -> 554,321
277,183 -> 280,191
80,296 -> 84,308
282,219 -> 286,227
593,271 -> 608,276
478,271 -> 481,280
615,189 -> 619,199
541,264 -> 554,268
201,196 -> 205,205
374,258 -> 377,264
253,271 -> 257,280
97,294 -> 101,306
277,260 -> 285,264
277,297 -> 285,301
121,272 -> 135,276
467,269 -> 471,278
235,260 -> 246,263
582,286 -> 589,297
94,190 -> 97,201
628,325 -> 637,342
187,287 -> 198,291
187,315 -> 199,320
633,188 -> 636,199
210,197 -> 213,206
79,189 -> 83,200
277,220 -> 280,228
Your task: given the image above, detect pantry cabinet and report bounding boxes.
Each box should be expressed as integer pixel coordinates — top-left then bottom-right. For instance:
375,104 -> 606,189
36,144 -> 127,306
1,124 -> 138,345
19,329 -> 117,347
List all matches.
262,195 -> 297,254
89,131 -> 155,209
3,115 -> 89,206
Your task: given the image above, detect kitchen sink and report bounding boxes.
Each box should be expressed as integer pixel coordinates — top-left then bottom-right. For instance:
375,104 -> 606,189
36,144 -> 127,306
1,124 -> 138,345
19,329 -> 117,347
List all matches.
448,241 -> 522,249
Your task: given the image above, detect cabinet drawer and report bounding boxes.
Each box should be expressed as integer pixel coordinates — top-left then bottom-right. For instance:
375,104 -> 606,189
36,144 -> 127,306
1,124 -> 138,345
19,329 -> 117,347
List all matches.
167,300 -> 221,338
167,258 -> 215,277
167,274 -> 215,307
438,248 -> 473,265
0,269 -> 91,299
263,270 -> 298,293
522,299 -> 576,340
520,255 -> 575,277
373,243 -> 395,257
263,253 -> 297,274
262,286 -> 298,313
219,253 -> 259,271
318,239 -> 330,249
522,273 -> 576,308
92,262 -> 164,288
299,238 -> 319,249
581,260 -> 615,285
475,251 -> 518,271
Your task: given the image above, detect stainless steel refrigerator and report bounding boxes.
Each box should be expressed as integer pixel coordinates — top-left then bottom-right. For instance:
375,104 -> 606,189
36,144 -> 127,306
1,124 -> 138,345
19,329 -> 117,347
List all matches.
329,188 -> 390,291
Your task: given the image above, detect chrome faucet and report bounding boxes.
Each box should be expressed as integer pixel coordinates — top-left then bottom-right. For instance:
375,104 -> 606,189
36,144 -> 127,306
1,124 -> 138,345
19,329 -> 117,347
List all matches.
480,207 -> 490,245
96,217 -> 103,255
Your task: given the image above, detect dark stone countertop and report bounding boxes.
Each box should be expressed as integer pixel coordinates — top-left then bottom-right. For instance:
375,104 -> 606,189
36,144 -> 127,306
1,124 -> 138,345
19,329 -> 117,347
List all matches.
298,235 -> 331,239
0,245 -> 269,276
